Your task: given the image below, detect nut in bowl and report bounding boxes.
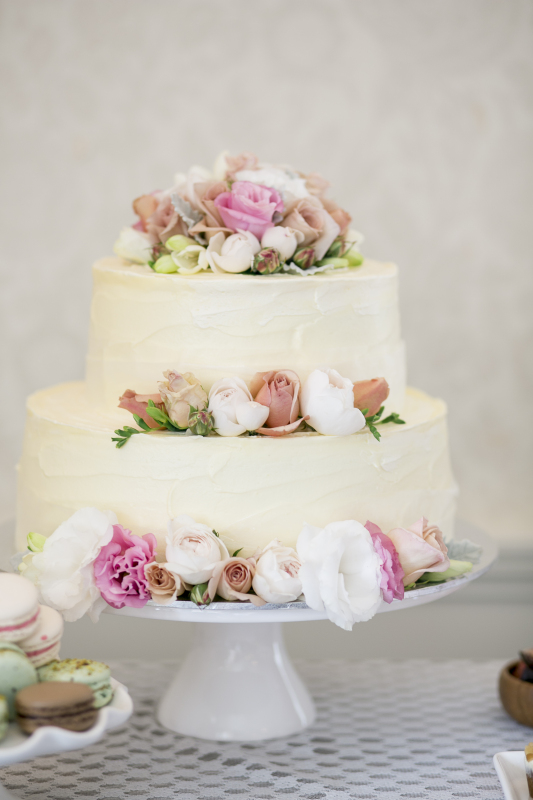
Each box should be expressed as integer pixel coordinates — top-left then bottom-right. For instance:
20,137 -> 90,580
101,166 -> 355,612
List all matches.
499,653 -> 533,728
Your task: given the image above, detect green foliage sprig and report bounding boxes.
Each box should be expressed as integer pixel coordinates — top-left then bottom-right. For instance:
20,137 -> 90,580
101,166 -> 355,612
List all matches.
112,400 -> 187,448
363,405 -> 406,442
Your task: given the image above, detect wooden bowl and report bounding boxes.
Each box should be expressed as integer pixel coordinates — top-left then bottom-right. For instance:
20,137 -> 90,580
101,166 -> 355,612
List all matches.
499,661 -> 533,727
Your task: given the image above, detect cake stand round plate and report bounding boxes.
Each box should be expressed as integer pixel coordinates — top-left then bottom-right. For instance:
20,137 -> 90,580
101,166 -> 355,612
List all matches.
0,679 -> 133,799
104,521 -> 496,742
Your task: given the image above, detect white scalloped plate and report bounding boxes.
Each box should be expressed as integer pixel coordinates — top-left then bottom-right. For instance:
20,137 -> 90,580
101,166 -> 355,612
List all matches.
493,751 -> 532,800
0,678 -> 132,767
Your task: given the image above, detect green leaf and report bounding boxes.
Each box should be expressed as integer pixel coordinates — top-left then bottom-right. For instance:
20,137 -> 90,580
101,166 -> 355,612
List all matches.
379,412 -> 406,426
146,407 -> 169,424
132,414 -> 151,431
366,422 -> 381,441
373,405 -> 385,422
232,548 -> 243,557
212,529 -> 219,538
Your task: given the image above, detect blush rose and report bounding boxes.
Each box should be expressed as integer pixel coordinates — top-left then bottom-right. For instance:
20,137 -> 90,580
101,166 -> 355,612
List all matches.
214,181 -> 284,239
94,525 -> 157,610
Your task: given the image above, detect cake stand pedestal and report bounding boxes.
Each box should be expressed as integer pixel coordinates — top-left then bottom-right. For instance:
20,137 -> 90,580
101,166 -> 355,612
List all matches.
106,522 -> 497,741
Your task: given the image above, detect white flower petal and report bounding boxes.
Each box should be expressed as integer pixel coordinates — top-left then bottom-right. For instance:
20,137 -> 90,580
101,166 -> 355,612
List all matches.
235,401 -> 269,431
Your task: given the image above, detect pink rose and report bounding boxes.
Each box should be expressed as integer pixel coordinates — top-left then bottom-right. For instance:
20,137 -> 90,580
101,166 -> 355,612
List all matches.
250,370 -> 301,428
365,521 -> 404,603
118,389 -> 165,430
387,518 -> 450,586
214,181 -> 284,240
94,525 -> 157,609
353,378 -> 390,417
208,557 -> 264,605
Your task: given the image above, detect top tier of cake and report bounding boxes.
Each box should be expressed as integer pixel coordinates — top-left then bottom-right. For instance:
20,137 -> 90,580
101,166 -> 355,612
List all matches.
86,256 -> 406,411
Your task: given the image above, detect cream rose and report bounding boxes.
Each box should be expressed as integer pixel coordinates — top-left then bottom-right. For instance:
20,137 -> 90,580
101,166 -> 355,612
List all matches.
206,230 -> 260,274
301,369 -> 366,436
252,540 -> 302,604
165,514 -> 229,584
260,226 -> 304,261
158,370 -> 207,429
113,227 -> 153,264
387,518 -> 450,585
208,377 -> 268,436
297,520 -> 383,631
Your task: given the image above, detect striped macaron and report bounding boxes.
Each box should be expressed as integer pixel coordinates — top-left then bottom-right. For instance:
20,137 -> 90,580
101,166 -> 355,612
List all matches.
0,575 -> 40,643
19,606 -> 64,667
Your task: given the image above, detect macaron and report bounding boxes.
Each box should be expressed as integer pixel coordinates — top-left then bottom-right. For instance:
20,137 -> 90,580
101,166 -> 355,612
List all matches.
19,606 -> 64,667
15,682 -> 98,734
0,695 -> 8,740
0,643 -> 37,719
0,574 -> 40,643
37,659 -> 113,708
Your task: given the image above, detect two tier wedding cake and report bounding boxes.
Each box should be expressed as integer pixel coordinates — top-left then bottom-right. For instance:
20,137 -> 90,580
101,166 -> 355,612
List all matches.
15,152 -> 471,630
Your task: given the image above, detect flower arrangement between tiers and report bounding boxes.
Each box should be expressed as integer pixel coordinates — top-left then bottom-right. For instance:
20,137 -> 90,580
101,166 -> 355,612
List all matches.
113,152 -> 364,277
17,510 -> 480,631
113,368 -> 405,447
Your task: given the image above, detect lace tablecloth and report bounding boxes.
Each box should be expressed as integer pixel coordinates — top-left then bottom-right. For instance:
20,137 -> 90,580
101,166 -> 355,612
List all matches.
1,659 -> 527,799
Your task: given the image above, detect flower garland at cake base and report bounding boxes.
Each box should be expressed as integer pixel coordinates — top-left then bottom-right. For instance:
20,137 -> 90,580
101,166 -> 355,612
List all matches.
17,510 -> 478,632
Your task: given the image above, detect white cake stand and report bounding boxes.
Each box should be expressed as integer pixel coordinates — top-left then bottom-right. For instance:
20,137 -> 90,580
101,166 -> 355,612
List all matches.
106,521 -> 497,742
0,679 -> 133,799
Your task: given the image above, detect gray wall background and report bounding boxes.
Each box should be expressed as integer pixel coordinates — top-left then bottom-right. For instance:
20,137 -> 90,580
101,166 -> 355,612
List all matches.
0,0 -> 532,660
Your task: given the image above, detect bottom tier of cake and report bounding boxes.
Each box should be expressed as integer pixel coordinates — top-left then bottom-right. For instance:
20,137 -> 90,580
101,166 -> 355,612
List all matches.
16,382 -> 457,556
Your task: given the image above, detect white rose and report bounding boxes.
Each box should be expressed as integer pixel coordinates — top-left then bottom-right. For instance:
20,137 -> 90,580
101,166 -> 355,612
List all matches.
235,167 -> 310,200
252,540 -> 302,604
297,520 -> 382,631
208,377 -> 267,436
113,227 -> 153,264
165,514 -> 229,584
261,226 -> 304,262
24,508 -> 117,622
300,368 -> 366,436
207,231 -> 260,274
235,400 -> 269,431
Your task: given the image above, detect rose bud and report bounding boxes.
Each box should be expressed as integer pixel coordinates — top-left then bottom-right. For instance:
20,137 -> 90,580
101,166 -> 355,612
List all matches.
252,247 -> 282,275
188,409 -> 215,437
352,378 -> 390,417
190,582 -> 211,606
153,254 -> 177,273
292,246 -> 316,270
165,234 -> 197,253
325,237 -> 344,259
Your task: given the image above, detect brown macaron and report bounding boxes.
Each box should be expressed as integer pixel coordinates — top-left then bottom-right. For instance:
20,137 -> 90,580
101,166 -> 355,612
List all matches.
15,681 -> 98,734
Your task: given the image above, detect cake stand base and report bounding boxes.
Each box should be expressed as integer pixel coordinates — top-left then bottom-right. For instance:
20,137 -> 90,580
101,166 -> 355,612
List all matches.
157,621 -> 315,741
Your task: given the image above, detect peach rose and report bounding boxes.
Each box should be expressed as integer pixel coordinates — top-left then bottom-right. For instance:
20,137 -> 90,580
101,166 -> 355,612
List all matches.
145,562 -> 184,604
352,378 -> 390,417
118,389 -> 165,429
147,194 -> 189,244
183,180 -> 233,240
250,370 -> 306,435
224,151 -> 260,180
387,518 -> 450,586
321,197 -> 352,237
208,557 -> 264,605
305,172 -> 330,198
281,196 -> 340,260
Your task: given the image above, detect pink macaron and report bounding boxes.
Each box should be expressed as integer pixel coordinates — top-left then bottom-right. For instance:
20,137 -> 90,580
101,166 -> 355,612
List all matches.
19,605 -> 64,667
0,574 -> 40,643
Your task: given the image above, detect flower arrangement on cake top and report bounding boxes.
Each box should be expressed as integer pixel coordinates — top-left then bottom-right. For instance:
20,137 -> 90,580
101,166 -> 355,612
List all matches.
112,368 -> 404,447
113,152 -> 364,276
17,509 -> 478,631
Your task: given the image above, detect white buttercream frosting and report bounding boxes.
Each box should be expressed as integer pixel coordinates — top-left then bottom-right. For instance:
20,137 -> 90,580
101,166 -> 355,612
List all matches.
16,382 -> 457,558
86,257 -> 407,411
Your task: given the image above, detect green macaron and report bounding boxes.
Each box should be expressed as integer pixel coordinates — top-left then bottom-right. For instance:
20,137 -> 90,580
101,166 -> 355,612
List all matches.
37,658 -> 113,708
0,695 -> 8,739
0,643 -> 37,719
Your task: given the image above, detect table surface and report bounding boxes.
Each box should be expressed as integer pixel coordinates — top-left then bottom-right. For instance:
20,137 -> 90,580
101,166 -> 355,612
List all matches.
1,659 -> 527,800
